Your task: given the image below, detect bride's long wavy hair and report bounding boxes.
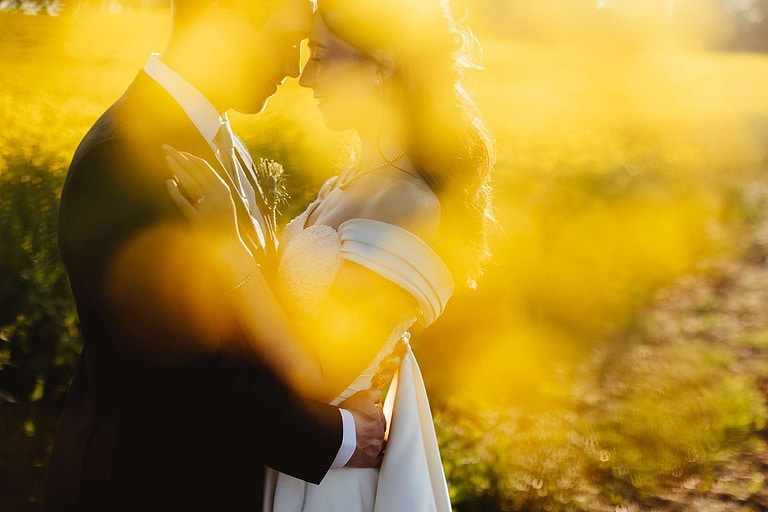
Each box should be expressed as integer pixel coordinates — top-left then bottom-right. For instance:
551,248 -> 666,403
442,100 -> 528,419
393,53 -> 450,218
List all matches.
316,0 -> 497,288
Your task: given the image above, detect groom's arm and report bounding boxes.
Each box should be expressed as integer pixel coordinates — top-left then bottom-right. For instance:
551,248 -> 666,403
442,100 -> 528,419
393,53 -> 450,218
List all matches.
60,138 -> 350,482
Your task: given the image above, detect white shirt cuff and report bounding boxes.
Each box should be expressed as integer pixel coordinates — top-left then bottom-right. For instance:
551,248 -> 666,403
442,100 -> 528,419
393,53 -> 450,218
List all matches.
330,408 -> 356,469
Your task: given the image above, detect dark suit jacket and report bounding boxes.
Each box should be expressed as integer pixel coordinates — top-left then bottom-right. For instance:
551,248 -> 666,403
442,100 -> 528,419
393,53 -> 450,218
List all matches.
45,71 -> 342,511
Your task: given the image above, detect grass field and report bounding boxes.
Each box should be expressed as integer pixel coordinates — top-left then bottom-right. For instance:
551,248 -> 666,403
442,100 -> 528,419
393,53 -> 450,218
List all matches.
2,8 -> 768,510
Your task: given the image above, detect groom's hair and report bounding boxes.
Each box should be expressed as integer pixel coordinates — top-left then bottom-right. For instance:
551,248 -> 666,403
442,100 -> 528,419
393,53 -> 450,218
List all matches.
170,0 -> 210,28
171,0 -> 283,30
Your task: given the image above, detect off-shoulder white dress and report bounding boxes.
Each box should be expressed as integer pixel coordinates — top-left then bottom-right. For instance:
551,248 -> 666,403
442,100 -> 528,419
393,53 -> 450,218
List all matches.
263,187 -> 454,512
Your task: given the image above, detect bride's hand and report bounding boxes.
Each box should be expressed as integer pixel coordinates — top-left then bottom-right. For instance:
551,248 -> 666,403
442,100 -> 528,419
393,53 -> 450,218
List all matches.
163,145 -> 255,275
163,145 -> 237,233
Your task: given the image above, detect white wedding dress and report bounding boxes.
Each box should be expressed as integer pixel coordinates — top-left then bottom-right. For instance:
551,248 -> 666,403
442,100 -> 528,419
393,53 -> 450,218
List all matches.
262,188 -> 454,512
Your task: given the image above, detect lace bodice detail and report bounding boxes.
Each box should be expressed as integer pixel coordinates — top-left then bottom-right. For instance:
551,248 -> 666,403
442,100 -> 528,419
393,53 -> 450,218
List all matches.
278,199 -> 342,318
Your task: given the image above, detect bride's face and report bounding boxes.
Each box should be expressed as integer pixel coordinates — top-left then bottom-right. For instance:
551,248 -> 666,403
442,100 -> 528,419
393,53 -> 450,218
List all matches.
299,14 -> 382,132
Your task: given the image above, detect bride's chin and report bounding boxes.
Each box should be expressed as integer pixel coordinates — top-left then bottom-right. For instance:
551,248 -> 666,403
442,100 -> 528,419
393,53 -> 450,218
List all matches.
318,110 -> 355,132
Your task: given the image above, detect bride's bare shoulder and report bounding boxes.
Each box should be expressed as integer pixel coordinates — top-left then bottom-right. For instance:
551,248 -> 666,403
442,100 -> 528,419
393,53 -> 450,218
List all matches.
361,176 -> 441,243
318,176 -> 339,200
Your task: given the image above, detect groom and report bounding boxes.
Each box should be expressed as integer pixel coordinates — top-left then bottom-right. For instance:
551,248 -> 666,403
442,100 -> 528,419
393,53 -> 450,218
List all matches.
45,0 -> 389,509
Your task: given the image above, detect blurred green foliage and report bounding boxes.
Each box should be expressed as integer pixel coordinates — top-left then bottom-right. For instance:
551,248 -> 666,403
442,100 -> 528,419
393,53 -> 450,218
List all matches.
0,150 -> 80,403
436,326 -> 768,511
0,150 -> 81,509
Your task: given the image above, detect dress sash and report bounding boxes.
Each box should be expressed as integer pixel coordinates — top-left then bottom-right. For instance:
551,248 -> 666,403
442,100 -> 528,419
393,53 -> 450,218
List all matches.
338,218 -> 454,327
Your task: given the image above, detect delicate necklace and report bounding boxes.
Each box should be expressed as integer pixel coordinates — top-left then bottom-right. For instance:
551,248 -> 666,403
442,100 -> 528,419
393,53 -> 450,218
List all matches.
337,151 -> 408,190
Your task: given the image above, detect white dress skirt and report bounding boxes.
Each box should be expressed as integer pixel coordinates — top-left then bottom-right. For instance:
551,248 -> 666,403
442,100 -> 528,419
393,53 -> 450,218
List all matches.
263,198 -> 454,512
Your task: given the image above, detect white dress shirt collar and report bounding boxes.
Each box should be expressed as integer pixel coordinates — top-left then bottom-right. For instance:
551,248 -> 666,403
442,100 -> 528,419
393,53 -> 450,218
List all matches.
143,53 -> 224,149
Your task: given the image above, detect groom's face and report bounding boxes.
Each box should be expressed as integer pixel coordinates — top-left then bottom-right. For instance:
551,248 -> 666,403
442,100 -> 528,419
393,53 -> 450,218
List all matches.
229,0 -> 313,113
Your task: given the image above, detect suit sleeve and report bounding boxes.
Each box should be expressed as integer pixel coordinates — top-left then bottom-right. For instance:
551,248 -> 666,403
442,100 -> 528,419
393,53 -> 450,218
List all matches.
59,137 -> 343,484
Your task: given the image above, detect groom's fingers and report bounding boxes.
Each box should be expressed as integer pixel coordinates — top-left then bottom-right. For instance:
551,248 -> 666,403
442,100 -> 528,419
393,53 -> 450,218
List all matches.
341,389 -> 383,419
343,388 -> 387,468
362,388 -> 382,406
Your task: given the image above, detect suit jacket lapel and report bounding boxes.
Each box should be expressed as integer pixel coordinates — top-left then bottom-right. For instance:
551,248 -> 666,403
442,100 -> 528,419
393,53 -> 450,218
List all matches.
219,159 -> 267,265
123,71 -> 268,266
232,143 -> 278,261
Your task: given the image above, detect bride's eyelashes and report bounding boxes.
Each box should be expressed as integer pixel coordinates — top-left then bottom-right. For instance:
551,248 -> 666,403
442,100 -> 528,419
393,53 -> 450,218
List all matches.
308,47 -> 324,63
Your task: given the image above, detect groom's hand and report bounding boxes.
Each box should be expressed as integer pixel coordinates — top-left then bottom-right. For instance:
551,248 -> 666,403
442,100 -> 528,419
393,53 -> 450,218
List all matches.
342,389 -> 386,468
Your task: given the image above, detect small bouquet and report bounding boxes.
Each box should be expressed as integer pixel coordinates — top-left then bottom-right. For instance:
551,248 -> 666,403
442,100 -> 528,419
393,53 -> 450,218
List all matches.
253,157 -> 289,227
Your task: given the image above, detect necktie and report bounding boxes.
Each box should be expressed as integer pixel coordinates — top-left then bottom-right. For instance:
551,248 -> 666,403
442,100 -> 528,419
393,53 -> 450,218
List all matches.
214,121 -> 245,196
214,120 -> 268,250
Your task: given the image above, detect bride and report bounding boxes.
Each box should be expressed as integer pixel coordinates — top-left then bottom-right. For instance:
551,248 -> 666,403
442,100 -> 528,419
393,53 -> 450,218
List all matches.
164,0 -> 495,509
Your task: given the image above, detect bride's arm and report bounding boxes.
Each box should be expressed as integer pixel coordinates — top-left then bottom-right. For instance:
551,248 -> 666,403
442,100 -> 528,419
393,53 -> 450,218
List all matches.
163,147 -> 329,400
306,182 -> 442,396
164,147 -> 433,400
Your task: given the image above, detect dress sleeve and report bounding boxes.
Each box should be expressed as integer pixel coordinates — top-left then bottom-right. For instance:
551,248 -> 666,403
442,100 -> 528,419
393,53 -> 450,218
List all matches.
337,218 -> 454,326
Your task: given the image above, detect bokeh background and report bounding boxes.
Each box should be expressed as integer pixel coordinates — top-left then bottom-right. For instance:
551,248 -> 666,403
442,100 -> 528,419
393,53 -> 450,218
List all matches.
2,0 -> 768,510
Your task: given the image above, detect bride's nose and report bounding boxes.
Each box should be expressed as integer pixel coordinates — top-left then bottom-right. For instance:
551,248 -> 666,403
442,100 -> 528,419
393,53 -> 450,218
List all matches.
299,59 -> 317,88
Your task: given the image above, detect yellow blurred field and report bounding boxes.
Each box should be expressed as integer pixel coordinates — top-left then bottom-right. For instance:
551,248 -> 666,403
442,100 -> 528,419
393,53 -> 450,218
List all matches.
2,9 -> 768,406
